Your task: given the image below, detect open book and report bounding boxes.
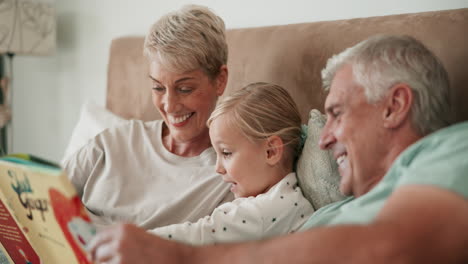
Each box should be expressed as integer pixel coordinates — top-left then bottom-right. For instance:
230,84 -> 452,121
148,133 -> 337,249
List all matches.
0,154 -> 95,264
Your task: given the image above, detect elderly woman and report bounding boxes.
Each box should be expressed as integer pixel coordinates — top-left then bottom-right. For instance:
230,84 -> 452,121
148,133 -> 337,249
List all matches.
63,5 -> 233,230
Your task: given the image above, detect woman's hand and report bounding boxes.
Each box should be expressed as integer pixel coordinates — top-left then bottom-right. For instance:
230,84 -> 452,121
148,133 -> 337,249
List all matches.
88,223 -> 192,264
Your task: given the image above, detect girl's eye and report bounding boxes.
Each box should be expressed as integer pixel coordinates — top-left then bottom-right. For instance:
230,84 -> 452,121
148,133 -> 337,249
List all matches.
222,150 -> 232,157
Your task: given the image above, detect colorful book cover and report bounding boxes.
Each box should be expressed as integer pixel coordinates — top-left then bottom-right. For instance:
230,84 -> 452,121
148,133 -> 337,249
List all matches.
0,154 -> 96,263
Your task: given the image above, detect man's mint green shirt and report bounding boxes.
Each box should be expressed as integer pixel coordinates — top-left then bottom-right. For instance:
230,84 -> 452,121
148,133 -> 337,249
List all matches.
301,121 -> 468,230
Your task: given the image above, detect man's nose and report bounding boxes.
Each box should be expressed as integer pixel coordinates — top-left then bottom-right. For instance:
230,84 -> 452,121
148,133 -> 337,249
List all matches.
319,122 -> 336,150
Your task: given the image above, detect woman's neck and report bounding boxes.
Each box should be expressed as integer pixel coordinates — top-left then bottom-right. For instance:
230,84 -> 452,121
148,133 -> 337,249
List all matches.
161,125 -> 212,157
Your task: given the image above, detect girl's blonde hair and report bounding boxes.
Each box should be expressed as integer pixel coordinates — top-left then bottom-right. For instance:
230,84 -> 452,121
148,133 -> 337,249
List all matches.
208,82 -> 302,169
143,5 -> 227,79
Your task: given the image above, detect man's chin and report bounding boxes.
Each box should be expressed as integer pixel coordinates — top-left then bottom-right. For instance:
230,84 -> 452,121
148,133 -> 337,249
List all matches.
339,181 -> 353,196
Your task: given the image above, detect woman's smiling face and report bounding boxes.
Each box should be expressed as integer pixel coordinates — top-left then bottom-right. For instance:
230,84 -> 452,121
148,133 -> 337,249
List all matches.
149,60 -> 226,145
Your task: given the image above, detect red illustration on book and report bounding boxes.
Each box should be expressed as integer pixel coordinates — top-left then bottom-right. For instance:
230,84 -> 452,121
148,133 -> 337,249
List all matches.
0,200 -> 40,264
17,245 -> 32,264
49,188 -> 95,264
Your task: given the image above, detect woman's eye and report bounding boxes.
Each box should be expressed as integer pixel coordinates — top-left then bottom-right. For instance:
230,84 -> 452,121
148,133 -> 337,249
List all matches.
178,87 -> 193,94
152,86 -> 165,92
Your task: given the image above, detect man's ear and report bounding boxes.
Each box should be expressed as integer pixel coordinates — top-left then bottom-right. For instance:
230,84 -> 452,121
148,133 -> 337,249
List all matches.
215,65 -> 228,96
265,135 -> 284,166
382,83 -> 413,129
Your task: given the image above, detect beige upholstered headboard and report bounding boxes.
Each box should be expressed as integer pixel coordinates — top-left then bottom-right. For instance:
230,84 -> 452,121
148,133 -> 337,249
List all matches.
106,8 -> 468,123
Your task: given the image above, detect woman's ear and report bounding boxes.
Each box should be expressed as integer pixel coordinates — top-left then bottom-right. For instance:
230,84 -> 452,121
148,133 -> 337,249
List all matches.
265,135 -> 284,166
215,65 -> 228,96
382,83 -> 413,129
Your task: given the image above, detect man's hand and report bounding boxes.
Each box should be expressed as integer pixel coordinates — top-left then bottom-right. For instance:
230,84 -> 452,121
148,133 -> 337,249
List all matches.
86,185 -> 468,264
88,223 -> 192,264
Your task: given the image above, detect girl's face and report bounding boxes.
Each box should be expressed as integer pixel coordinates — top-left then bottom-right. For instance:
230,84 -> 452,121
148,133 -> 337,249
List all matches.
209,117 -> 278,198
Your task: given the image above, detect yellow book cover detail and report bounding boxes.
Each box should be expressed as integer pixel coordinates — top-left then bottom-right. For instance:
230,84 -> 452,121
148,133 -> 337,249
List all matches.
0,155 -> 96,264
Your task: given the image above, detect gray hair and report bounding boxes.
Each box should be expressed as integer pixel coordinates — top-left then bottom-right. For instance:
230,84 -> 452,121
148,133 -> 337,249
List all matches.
208,82 -> 302,169
322,35 -> 453,135
143,5 -> 228,79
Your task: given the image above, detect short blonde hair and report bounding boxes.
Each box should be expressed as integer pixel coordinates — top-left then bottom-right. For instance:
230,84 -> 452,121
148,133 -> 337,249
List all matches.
208,82 -> 302,169
143,5 -> 228,79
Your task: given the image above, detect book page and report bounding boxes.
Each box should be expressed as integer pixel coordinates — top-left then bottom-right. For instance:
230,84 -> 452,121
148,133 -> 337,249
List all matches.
0,159 -> 96,264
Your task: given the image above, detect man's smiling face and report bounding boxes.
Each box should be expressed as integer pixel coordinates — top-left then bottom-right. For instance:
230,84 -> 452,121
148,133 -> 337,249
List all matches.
319,64 -> 389,197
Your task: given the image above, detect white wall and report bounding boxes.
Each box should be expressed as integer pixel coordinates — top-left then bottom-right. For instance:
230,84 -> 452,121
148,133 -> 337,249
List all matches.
12,0 -> 468,162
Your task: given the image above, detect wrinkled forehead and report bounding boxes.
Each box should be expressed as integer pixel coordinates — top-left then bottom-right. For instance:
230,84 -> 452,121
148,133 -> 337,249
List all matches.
149,58 -> 192,76
324,65 -> 367,111
148,59 -> 212,87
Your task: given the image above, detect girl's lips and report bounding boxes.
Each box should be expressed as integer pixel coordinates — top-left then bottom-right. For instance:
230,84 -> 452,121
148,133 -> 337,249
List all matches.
230,183 -> 237,193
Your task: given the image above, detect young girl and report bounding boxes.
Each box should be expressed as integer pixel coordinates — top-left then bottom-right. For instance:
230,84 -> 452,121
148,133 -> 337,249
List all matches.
150,82 -> 314,245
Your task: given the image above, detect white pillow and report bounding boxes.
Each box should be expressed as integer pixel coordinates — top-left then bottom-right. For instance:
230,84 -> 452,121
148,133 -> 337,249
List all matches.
61,101 -> 128,164
296,109 -> 347,210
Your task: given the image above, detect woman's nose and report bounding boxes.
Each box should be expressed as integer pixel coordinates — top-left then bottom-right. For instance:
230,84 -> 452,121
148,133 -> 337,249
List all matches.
163,92 -> 180,113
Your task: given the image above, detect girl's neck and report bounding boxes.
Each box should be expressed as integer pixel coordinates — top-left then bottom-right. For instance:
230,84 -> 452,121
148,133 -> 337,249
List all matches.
262,167 -> 293,194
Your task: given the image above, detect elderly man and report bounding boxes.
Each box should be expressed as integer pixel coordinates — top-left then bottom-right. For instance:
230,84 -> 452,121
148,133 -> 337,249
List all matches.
89,35 -> 468,263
